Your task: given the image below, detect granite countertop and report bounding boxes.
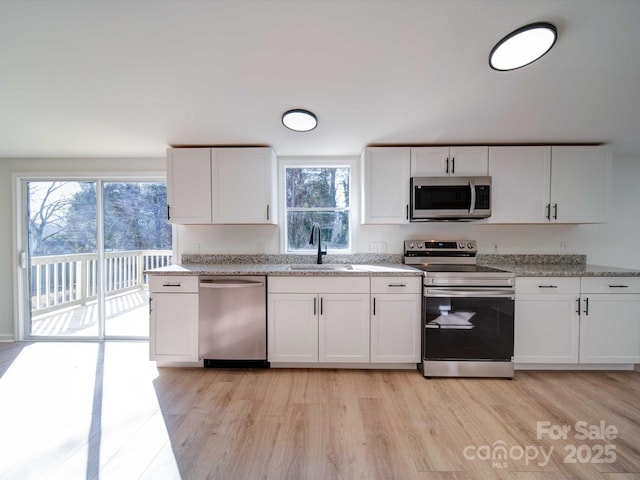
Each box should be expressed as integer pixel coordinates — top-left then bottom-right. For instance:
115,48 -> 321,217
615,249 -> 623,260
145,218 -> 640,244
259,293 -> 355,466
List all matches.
144,253 -> 640,278
146,263 -> 423,277
488,263 -> 640,277
478,255 -> 640,277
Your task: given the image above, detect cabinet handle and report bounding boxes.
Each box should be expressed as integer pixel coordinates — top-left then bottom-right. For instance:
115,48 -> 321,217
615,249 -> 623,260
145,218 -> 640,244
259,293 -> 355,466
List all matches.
266,204 -> 270,221
576,298 -> 581,315
149,297 -> 153,314
388,284 -> 407,288
553,204 -> 558,220
546,204 -> 551,220
406,204 -> 409,220
451,157 -> 455,174
373,297 -> 376,315
167,205 -> 171,221
609,284 -> 629,288
162,283 -> 182,287
445,157 -> 449,174
538,285 -> 558,288
314,297 -> 317,316
320,297 -> 323,315
583,297 -> 589,316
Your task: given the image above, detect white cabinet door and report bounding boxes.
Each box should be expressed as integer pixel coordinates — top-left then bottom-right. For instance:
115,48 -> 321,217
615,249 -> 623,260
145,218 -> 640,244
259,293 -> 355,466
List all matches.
487,146 -> 551,223
268,293 -> 318,362
579,294 -> 640,363
167,148 -> 212,224
550,146 -> 609,223
361,147 -> 410,224
515,294 -> 581,363
410,146 -> 450,176
514,277 -> 581,364
449,146 -> 489,176
319,294 -> 370,363
150,292 -> 199,361
370,294 -> 421,363
411,146 -> 488,176
212,147 -> 277,224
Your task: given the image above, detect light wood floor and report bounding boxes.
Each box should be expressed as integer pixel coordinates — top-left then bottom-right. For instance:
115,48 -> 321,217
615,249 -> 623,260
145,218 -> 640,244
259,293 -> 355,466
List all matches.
0,342 -> 638,480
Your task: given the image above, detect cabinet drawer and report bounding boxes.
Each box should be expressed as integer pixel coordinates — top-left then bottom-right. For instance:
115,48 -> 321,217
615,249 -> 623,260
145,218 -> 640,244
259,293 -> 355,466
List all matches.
371,276 -> 422,294
581,277 -> 640,294
149,275 -> 199,293
516,277 -> 580,295
268,276 -> 370,294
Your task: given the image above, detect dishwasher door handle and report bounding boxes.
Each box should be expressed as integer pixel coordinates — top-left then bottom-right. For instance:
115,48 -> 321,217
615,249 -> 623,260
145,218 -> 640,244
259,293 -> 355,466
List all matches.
200,280 -> 265,288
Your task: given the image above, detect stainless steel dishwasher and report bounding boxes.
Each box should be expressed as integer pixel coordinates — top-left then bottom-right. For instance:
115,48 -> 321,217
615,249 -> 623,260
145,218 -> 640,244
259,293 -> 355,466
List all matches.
198,276 -> 268,368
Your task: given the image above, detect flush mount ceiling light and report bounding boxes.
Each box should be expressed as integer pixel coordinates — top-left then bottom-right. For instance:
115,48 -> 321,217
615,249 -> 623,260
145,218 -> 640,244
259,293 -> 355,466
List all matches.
489,22 -> 557,71
282,109 -> 318,132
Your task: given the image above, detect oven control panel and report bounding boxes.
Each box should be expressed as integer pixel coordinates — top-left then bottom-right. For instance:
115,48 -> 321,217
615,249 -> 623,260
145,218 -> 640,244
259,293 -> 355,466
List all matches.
404,240 -> 476,254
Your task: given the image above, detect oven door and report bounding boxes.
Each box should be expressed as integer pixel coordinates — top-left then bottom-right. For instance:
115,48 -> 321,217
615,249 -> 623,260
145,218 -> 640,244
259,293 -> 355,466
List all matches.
423,288 -> 514,361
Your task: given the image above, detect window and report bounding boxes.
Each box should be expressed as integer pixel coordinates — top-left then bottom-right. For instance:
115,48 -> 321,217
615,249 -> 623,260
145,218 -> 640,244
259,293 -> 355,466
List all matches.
285,165 -> 351,253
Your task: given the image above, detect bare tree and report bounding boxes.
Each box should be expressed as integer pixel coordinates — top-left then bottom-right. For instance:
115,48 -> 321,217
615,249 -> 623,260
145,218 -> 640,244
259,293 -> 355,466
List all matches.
28,182 -> 71,255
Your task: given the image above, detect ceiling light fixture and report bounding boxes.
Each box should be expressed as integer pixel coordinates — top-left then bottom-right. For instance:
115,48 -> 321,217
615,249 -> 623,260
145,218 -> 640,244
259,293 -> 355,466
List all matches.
489,22 -> 557,71
282,109 -> 318,132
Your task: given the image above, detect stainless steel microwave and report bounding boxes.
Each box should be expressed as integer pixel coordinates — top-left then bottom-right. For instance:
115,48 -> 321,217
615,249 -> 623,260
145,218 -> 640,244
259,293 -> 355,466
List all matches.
410,176 -> 491,221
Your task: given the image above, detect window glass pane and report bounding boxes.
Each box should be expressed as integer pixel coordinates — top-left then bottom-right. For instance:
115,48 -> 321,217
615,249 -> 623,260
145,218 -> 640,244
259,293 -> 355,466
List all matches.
286,167 -> 350,208
287,211 -> 349,251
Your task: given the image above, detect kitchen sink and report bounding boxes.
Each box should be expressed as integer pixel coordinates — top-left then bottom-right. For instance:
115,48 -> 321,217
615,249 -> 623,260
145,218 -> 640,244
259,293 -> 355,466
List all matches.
286,264 -> 354,271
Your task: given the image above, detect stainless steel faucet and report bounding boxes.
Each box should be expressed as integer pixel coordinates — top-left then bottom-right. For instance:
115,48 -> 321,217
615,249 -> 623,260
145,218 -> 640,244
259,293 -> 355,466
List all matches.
308,222 -> 327,264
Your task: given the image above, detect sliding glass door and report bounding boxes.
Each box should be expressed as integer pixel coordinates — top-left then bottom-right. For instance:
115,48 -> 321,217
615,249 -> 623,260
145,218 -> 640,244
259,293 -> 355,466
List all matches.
24,179 -> 172,340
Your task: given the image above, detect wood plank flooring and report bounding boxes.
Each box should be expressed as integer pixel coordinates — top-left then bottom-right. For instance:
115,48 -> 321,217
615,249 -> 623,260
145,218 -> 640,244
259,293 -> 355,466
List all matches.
0,342 -> 638,480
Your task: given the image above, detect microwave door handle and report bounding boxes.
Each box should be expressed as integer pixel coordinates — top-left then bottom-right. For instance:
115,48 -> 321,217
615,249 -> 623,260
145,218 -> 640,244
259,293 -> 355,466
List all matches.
469,180 -> 476,215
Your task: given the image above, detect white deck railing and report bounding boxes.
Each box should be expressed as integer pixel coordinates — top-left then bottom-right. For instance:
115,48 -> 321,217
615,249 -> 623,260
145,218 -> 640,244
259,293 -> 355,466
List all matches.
30,250 -> 172,314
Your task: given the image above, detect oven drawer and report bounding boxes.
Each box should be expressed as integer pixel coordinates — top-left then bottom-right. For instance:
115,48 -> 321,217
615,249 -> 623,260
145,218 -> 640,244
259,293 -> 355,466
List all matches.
516,277 -> 580,295
371,277 -> 422,294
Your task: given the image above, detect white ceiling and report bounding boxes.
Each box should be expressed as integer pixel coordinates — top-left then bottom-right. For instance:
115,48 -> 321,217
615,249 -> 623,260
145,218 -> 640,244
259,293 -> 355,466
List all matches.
1,0 -> 640,159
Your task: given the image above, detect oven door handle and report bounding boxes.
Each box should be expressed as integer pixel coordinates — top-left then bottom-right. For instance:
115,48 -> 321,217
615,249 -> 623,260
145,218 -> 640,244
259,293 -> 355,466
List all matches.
425,288 -> 515,299
469,179 -> 476,215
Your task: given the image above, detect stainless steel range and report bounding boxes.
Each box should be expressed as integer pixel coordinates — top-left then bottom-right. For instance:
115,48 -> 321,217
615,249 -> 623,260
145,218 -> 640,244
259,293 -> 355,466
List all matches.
404,240 -> 516,378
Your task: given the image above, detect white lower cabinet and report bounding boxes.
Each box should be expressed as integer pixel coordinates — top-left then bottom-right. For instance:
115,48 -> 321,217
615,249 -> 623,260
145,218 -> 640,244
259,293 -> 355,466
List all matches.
149,276 -> 199,362
370,277 -> 422,363
515,276 -> 640,366
268,293 -> 318,362
268,276 -> 370,364
319,294 -> 370,363
515,277 -> 580,363
579,277 -> 640,364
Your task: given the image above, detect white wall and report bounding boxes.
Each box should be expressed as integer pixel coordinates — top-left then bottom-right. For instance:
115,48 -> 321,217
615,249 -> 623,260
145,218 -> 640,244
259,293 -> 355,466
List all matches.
0,157 -> 165,341
1,153 -> 638,340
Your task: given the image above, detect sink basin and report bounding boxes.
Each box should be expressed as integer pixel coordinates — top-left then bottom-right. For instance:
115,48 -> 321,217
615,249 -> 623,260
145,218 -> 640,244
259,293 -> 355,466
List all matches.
286,264 -> 354,271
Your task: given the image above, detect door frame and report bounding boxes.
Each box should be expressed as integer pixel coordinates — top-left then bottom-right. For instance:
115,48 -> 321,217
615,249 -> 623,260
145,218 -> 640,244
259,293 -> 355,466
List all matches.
12,171 -> 170,341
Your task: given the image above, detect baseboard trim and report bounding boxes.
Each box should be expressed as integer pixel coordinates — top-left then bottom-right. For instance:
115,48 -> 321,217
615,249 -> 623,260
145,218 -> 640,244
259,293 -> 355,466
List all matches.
515,363 -> 635,371
0,334 -> 16,343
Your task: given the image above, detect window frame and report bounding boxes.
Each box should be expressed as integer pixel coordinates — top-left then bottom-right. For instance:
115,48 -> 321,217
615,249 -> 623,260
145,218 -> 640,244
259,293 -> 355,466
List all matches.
278,156 -> 358,255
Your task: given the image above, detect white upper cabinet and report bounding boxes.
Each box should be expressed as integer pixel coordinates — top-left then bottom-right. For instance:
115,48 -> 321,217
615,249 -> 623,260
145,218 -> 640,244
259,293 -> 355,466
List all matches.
410,146 -> 488,176
550,146 -> 609,223
488,145 -> 610,224
167,148 -> 213,224
361,147 -> 411,224
212,147 -> 277,224
167,147 -> 277,224
488,146 -> 551,223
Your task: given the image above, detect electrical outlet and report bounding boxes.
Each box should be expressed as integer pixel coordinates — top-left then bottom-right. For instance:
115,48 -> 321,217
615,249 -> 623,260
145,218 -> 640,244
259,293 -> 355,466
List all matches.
368,242 -> 378,253
560,242 -> 568,253
257,242 -> 266,254
493,243 -> 499,253
378,241 -> 387,253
